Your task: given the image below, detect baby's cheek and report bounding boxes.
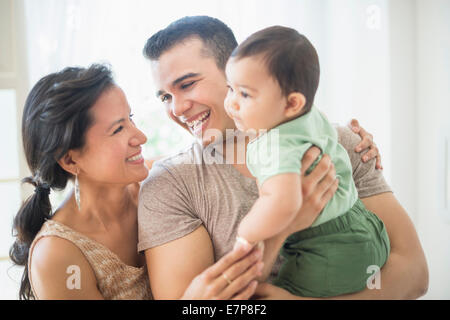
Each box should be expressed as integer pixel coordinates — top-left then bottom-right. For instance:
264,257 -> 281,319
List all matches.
243,111 -> 259,129
223,97 -> 232,115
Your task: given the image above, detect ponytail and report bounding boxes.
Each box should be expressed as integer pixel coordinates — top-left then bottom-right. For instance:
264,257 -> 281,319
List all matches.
9,176 -> 52,300
10,64 -> 114,300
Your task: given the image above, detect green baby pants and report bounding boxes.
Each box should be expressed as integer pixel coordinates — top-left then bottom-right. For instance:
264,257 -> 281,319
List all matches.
272,199 -> 390,298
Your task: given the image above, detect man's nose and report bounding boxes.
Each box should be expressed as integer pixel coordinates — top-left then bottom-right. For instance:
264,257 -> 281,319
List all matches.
171,97 -> 193,117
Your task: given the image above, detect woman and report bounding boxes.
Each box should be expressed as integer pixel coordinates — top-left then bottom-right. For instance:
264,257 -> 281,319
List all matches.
10,64 -> 263,299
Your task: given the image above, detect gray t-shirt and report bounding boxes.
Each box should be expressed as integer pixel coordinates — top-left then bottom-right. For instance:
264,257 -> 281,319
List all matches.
137,126 -> 392,277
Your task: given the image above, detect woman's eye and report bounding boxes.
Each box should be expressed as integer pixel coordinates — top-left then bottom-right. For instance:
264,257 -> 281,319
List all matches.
113,126 -> 123,135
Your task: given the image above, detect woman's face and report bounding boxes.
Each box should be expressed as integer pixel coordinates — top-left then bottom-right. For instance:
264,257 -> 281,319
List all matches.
74,86 -> 148,186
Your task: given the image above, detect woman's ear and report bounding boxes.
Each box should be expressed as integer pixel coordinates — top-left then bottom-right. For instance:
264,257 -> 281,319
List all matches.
57,150 -> 79,176
284,92 -> 306,118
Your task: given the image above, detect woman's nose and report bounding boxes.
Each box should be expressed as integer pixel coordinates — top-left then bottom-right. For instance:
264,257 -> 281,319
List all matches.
130,126 -> 147,146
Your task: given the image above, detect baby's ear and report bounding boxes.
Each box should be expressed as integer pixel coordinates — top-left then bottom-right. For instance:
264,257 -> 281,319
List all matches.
284,92 -> 306,118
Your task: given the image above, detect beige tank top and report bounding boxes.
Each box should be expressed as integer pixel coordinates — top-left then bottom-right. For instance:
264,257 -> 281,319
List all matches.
28,219 -> 152,300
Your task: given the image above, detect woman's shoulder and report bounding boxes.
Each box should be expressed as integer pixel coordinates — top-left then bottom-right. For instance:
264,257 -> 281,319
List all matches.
29,218 -> 94,274
30,232 -> 87,269
29,229 -> 98,299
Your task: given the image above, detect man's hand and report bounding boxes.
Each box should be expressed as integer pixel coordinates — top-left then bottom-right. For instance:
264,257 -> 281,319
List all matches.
255,147 -> 339,281
283,147 -> 339,236
348,119 -> 383,170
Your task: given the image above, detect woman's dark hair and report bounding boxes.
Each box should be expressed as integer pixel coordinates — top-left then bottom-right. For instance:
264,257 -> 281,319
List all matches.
9,64 -> 115,299
231,26 -> 320,114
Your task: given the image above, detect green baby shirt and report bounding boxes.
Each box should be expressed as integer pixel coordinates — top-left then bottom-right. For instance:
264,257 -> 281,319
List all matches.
246,106 -> 358,227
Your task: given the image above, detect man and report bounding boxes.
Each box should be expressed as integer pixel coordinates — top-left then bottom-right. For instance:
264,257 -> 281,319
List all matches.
138,16 -> 428,299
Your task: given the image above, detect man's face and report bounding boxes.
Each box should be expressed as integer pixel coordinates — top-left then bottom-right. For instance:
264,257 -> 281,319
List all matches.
151,38 -> 236,146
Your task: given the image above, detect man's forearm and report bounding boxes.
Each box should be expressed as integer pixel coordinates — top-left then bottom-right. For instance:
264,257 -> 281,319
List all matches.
145,226 -> 215,299
325,253 -> 426,300
275,252 -> 426,300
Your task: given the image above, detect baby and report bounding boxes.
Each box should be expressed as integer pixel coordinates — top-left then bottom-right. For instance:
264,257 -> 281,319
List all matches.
224,26 -> 390,297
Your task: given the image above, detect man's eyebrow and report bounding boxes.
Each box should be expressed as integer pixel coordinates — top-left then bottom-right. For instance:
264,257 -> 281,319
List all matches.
155,73 -> 201,98
156,73 -> 201,98
172,72 -> 200,87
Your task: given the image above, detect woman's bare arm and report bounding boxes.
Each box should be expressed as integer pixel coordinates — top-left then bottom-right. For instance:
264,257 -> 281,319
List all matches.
30,236 -> 104,299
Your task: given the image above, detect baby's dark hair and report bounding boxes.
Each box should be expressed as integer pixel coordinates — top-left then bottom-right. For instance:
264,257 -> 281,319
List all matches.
231,26 -> 320,114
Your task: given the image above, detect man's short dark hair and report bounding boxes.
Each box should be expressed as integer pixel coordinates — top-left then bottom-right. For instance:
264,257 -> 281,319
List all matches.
231,26 -> 320,114
143,16 -> 237,71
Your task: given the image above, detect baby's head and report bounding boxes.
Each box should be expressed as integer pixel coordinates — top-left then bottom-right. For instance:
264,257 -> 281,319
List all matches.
225,26 -> 320,132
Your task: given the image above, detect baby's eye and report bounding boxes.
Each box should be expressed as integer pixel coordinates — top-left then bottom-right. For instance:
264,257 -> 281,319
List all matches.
226,85 -> 233,92
241,91 -> 249,98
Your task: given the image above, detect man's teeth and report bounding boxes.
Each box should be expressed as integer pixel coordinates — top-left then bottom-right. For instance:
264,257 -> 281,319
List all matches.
127,153 -> 143,162
187,111 -> 210,129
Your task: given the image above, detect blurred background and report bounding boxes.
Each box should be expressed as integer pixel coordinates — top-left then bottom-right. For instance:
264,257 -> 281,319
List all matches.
0,0 -> 449,299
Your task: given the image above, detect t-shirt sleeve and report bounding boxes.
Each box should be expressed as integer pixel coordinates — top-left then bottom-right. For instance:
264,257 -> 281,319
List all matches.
336,126 -> 392,198
137,161 -> 202,252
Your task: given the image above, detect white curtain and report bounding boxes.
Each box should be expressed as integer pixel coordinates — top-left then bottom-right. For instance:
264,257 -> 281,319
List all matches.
23,0 -> 391,178
0,0 -> 396,299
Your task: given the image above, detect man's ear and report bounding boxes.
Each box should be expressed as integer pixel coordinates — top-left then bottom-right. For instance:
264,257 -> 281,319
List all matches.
57,150 -> 79,176
284,92 -> 306,118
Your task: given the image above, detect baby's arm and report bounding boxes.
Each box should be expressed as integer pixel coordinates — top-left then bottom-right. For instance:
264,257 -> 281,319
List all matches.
237,173 -> 303,245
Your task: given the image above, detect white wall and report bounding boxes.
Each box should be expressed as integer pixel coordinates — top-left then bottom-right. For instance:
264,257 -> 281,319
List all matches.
0,0 -> 28,299
1,0 -> 449,299
388,0 -> 418,221
388,0 -> 450,300
414,0 -> 450,299
0,0 -> 31,196
320,0 -> 391,180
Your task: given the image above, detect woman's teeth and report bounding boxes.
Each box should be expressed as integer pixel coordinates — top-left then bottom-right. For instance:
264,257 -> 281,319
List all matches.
127,153 -> 143,162
187,111 -> 210,129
